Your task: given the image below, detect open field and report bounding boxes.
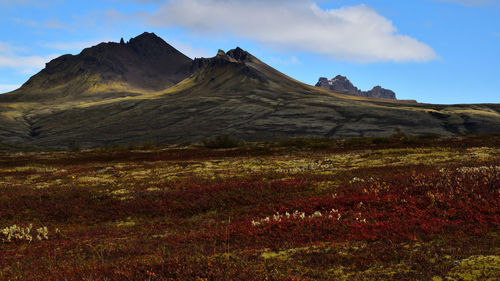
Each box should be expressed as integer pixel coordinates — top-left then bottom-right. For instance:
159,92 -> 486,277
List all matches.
1,135 -> 499,280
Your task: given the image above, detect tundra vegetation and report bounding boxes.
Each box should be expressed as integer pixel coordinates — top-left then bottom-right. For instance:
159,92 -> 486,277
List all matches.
0,134 -> 499,280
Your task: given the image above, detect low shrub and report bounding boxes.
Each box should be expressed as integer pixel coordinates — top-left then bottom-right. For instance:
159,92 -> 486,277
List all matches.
202,135 -> 242,149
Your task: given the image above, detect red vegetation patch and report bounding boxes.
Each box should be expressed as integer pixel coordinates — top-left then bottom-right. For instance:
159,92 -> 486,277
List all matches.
1,137 -> 499,280
230,168 -> 499,249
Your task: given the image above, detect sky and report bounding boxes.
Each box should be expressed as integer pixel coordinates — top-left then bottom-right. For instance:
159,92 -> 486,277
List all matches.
0,0 -> 499,104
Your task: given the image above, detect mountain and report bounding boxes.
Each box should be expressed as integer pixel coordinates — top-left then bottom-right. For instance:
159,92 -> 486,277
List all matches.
316,75 -> 396,100
0,32 -> 192,103
0,33 -> 499,149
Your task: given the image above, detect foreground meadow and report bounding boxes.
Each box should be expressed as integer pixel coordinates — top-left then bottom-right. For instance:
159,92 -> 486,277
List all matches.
1,135 -> 499,280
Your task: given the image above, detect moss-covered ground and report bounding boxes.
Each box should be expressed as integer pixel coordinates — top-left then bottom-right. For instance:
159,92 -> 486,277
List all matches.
1,135 -> 499,280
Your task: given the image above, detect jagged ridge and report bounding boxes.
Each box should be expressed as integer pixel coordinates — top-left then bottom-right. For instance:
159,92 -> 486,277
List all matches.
316,75 -> 396,100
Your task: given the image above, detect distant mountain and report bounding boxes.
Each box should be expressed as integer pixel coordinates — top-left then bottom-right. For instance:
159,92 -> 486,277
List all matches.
316,75 -> 396,100
0,33 -> 499,149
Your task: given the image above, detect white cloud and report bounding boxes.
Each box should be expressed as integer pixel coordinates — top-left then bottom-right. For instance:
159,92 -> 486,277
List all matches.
144,0 -> 437,63
0,84 -> 21,93
0,42 -> 58,74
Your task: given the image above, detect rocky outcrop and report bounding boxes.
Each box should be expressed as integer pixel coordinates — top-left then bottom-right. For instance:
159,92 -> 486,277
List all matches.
316,75 -> 396,100
367,86 -> 396,99
226,47 -> 251,62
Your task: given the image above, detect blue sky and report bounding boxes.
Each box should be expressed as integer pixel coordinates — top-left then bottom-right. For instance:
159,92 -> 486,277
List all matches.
0,0 -> 499,104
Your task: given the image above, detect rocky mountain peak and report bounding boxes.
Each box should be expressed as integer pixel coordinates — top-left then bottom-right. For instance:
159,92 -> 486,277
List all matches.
183,47 -> 254,76
127,32 -> 182,58
213,47 -> 253,63
332,75 -> 348,81
129,31 -> 160,42
226,47 -> 250,62
316,75 -> 396,100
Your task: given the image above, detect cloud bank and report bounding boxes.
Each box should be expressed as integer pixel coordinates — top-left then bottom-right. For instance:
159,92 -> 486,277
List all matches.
144,0 -> 437,62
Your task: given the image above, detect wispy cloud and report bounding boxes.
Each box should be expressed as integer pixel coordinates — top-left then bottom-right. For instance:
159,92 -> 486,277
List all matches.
109,0 -> 164,3
0,0 -> 36,5
0,0 -> 59,8
169,40 -> 213,59
43,39 -> 110,52
12,7 -> 126,33
142,0 -> 437,63
13,17 -> 73,31
435,0 -> 499,6
0,84 -> 21,94
267,56 -> 301,66
0,54 -> 58,74
0,42 -> 58,74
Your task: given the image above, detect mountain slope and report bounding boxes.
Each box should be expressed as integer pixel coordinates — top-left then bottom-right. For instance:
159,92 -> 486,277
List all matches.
0,35 -> 499,149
